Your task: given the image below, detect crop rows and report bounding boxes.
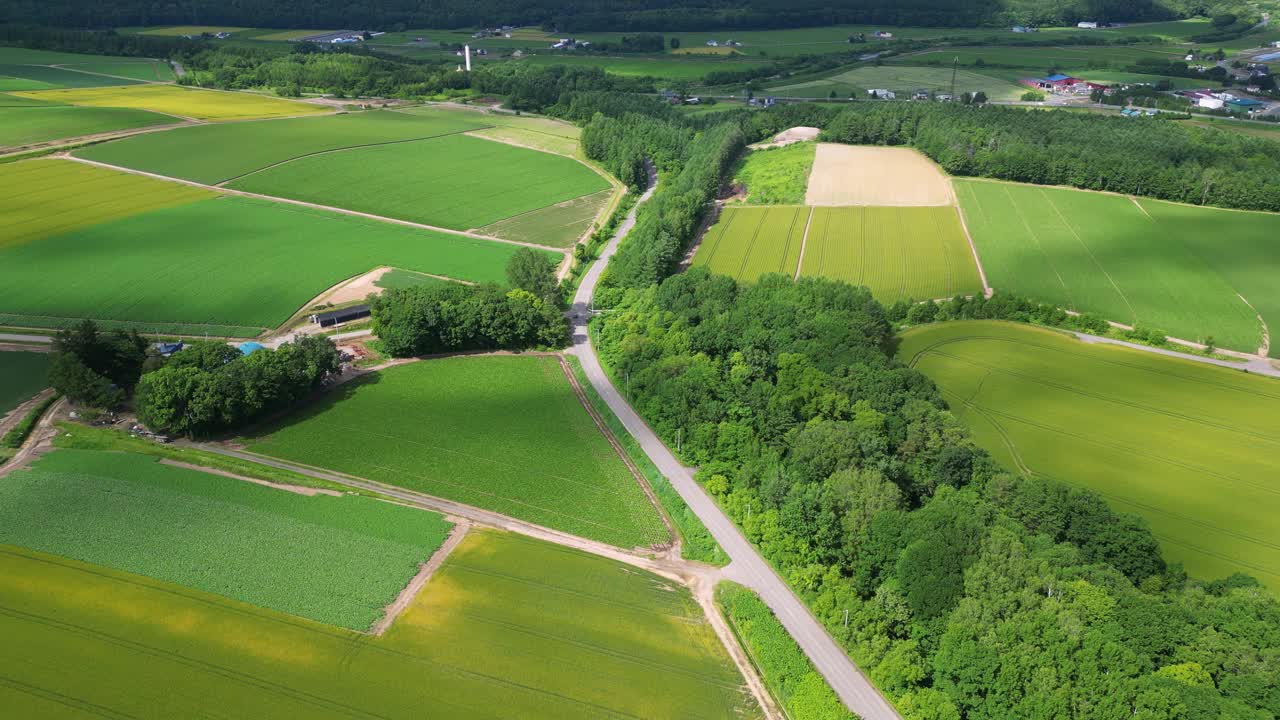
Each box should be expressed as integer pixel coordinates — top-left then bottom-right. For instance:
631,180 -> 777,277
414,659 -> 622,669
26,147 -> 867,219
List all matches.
899,320 -> 1280,590
692,206 -> 806,282
15,84 -> 330,121
0,449 -> 453,630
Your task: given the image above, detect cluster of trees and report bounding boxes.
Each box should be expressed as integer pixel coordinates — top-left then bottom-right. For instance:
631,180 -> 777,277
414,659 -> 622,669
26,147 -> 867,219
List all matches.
595,269 -> 1280,720
820,102 -> 1280,211
135,337 -> 341,437
48,321 -> 150,409
370,283 -> 567,357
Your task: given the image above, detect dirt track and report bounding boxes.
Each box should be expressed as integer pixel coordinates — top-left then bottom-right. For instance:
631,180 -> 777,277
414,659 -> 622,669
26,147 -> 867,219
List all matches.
805,144 -> 954,206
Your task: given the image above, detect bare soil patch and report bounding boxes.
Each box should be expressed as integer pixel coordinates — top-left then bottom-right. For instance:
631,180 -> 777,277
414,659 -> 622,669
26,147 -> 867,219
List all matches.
805,144 -> 955,207
751,126 -> 820,149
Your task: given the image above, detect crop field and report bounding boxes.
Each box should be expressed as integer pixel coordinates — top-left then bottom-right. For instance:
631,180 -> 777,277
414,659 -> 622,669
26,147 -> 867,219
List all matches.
898,320 -> 1280,590
0,63 -> 143,89
806,144 -> 954,206
521,53 -> 768,80
770,65 -> 1025,101
955,179 -> 1276,353
228,133 -> 610,231
77,108 -> 488,184
731,142 -> 814,204
13,84 -> 330,121
248,355 -> 671,549
693,206 -> 808,282
0,449 -> 452,630
0,193 -> 531,335
477,189 -> 614,247
799,206 -> 982,301
57,59 -> 176,82
0,529 -> 757,718
255,29 -> 338,41
0,159 -> 213,249
892,44 -> 1186,70
0,352 -> 49,416
138,25 -> 251,35
0,104 -> 175,148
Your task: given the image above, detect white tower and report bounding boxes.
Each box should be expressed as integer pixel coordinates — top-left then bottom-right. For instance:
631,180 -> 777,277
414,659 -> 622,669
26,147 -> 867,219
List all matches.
464,44 -> 472,72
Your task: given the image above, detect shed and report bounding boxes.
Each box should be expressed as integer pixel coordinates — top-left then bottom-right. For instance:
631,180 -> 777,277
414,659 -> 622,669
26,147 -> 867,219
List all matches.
310,304 -> 372,328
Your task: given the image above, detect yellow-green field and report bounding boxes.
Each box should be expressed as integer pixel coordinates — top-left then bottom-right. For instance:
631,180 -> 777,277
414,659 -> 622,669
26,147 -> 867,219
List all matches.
898,320 -> 1280,590
0,159 -> 213,249
13,84 -> 329,121
0,530 -> 759,718
693,206 -> 808,282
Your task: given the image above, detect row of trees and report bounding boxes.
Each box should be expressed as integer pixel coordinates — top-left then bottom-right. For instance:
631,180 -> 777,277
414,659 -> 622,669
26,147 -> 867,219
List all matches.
594,269 -> 1280,720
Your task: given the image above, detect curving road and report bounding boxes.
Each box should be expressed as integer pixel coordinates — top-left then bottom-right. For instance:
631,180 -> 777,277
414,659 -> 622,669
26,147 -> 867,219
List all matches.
568,175 -> 900,720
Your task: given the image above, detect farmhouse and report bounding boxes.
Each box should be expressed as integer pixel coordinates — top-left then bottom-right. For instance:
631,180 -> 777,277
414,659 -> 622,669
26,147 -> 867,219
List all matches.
912,89 -> 931,100
310,304 -> 372,328
867,88 -> 896,99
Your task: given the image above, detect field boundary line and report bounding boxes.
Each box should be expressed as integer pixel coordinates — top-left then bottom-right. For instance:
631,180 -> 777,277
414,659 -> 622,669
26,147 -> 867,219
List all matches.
215,125 -> 494,186
1235,292 -> 1270,357
60,155 -> 569,254
951,187 -> 994,297
1041,189 -> 1140,322
959,175 -> 1280,218
0,119 -> 196,159
1130,196 -> 1154,220
1004,185 -> 1076,308
48,63 -> 172,85
793,206 -> 814,279
370,520 -> 470,636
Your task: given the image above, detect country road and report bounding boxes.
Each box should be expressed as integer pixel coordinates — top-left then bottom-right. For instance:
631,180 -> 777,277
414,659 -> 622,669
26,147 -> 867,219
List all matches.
568,172 -> 902,720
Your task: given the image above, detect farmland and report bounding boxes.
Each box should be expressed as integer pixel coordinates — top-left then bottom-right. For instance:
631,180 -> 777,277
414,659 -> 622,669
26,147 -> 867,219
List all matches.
13,84 -> 330,121
693,206 -> 808,282
248,355 -> 671,549
0,528 -> 756,719
799,206 -> 982,301
77,108 -> 489,184
955,179 -> 1277,354
0,352 -> 49,416
476,189 -> 614,248
0,63 -> 144,89
0,191 -> 530,335
806,144 -> 954,206
228,133 -> 610,232
0,159 -> 213,249
731,142 -> 814,204
897,320 -> 1280,590
0,449 -> 452,630
769,65 -> 1026,101
0,103 -> 175,148
520,53 -> 768,80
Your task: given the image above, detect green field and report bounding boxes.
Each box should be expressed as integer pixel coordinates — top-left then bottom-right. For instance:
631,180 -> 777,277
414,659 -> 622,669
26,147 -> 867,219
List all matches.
248,356 -> 670,549
137,25 -> 251,35
0,449 -> 451,630
14,84 -> 329,121
77,109 -> 490,184
228,133 -> 610,232
520,53 -> 768,80
0,159 -> 213,249
770,65 -> 1026,100
0,191 -> 531,335
57,59 -> 176,82
0,352 -> 49,415
956,179 -> 1278,354
0,63 -> 142,89
476,189 -> 613,247
891,44 -> 1186,71
0,104 -> 175,148
693,206 -> 808,282
897,320 -> 1280,590
731,142 -> 814,204
0,528 -> 757,718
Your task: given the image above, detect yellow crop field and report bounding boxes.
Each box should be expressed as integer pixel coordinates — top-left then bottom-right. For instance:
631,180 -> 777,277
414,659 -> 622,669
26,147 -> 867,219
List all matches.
13,84 -> 330,121
805,144 -> 954,206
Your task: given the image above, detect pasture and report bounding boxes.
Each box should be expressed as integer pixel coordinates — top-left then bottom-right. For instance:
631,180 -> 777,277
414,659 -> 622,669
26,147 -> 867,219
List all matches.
0,352 -> 49,416
892,44 -> 1187,70
56,58 -> 176,82
897,320 -> 1280,590
14,84 -> 330,121
693,206 -> 808,282
0,529 -> 757,719
770,65 -> 1025,101
799,206 -> 982,301
476,189 -> 614,248
77,108 -> 489,184
0,192 -> 530,335
247,355 -> 671,549
520,53 -> 768,80
0,159 -> 212,250
955,179 -> 1276,354
732,142 -> 815,204
0,449 -> 451,630
228,133 -> 610,232
138,25 -> 251,35
806,144 -> 954,206
0,104 -> 174,148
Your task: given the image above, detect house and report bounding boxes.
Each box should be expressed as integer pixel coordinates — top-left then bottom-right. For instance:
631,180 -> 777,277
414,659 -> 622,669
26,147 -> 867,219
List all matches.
685,96 -> 701,105
1247,85 -> 1262,93
474,48 -> 488,56
1022,73 -> 1083,92
154,342 -> 184,357
1077,21 -> 1098,29
912,89 -> 931,100
213,31 -> 231,39
309,304 -> 371,328
706,40 -> 719,47
762,96 -> 776,107
873,31 -> 894,39
867,88 -> 896,99
935,93 -> 954,102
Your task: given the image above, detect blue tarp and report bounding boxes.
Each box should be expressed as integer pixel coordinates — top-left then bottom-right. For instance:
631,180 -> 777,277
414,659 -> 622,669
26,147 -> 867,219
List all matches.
238,342 -> 266,355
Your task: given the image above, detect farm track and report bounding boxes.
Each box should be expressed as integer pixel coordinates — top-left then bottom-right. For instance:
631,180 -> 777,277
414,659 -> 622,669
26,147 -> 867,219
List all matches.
61,155 -> 569,255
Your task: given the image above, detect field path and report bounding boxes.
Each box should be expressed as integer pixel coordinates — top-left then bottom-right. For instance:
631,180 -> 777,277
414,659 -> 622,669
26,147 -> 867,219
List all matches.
0,119 -> 196,159
569,168 -> 902,720
370,520 -> 470,636
61,155 -> 569,254
1075,331 -> 1280,378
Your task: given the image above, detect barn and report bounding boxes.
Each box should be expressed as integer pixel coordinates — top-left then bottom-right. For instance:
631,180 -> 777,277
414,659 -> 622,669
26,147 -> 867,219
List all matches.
310,304 -> 372,328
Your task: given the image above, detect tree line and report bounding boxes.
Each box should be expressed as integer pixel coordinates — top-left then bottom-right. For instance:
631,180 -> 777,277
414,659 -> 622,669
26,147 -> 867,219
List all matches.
593,269 -> 1280,720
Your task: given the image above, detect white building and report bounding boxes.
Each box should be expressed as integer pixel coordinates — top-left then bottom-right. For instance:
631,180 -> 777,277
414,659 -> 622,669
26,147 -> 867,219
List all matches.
1077,21 -> 1098,29
867,88 -> 896,99
1198,96 -> 1225,109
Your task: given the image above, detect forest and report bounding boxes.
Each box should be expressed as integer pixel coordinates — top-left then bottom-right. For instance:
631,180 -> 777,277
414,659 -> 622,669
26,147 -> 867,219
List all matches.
593,270 -> 1280,720
0,0 -> 1231,33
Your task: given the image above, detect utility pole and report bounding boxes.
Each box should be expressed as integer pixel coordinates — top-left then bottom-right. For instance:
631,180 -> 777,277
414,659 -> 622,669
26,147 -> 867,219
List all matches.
951,56 -> 959,99
844,609 -> 850,628
676,428 -> 682,453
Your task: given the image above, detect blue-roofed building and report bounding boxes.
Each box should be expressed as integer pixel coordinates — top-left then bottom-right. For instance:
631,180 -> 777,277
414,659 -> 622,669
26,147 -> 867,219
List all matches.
238,342 -> 266,355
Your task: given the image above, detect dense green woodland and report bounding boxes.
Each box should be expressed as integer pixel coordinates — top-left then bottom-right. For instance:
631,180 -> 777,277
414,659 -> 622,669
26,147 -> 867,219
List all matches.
594,270 -> 1280,719
0,0 -> 1242,31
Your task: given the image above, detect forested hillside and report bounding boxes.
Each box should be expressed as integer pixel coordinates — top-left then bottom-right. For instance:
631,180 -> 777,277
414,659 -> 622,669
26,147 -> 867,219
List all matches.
2,0 -> 1225,33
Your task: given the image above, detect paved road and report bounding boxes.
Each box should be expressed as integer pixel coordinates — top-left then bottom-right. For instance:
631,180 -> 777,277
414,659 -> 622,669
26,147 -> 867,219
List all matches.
1076,331 -> 1279,378
568,174 -> 901,720
0,333 -> 53,344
